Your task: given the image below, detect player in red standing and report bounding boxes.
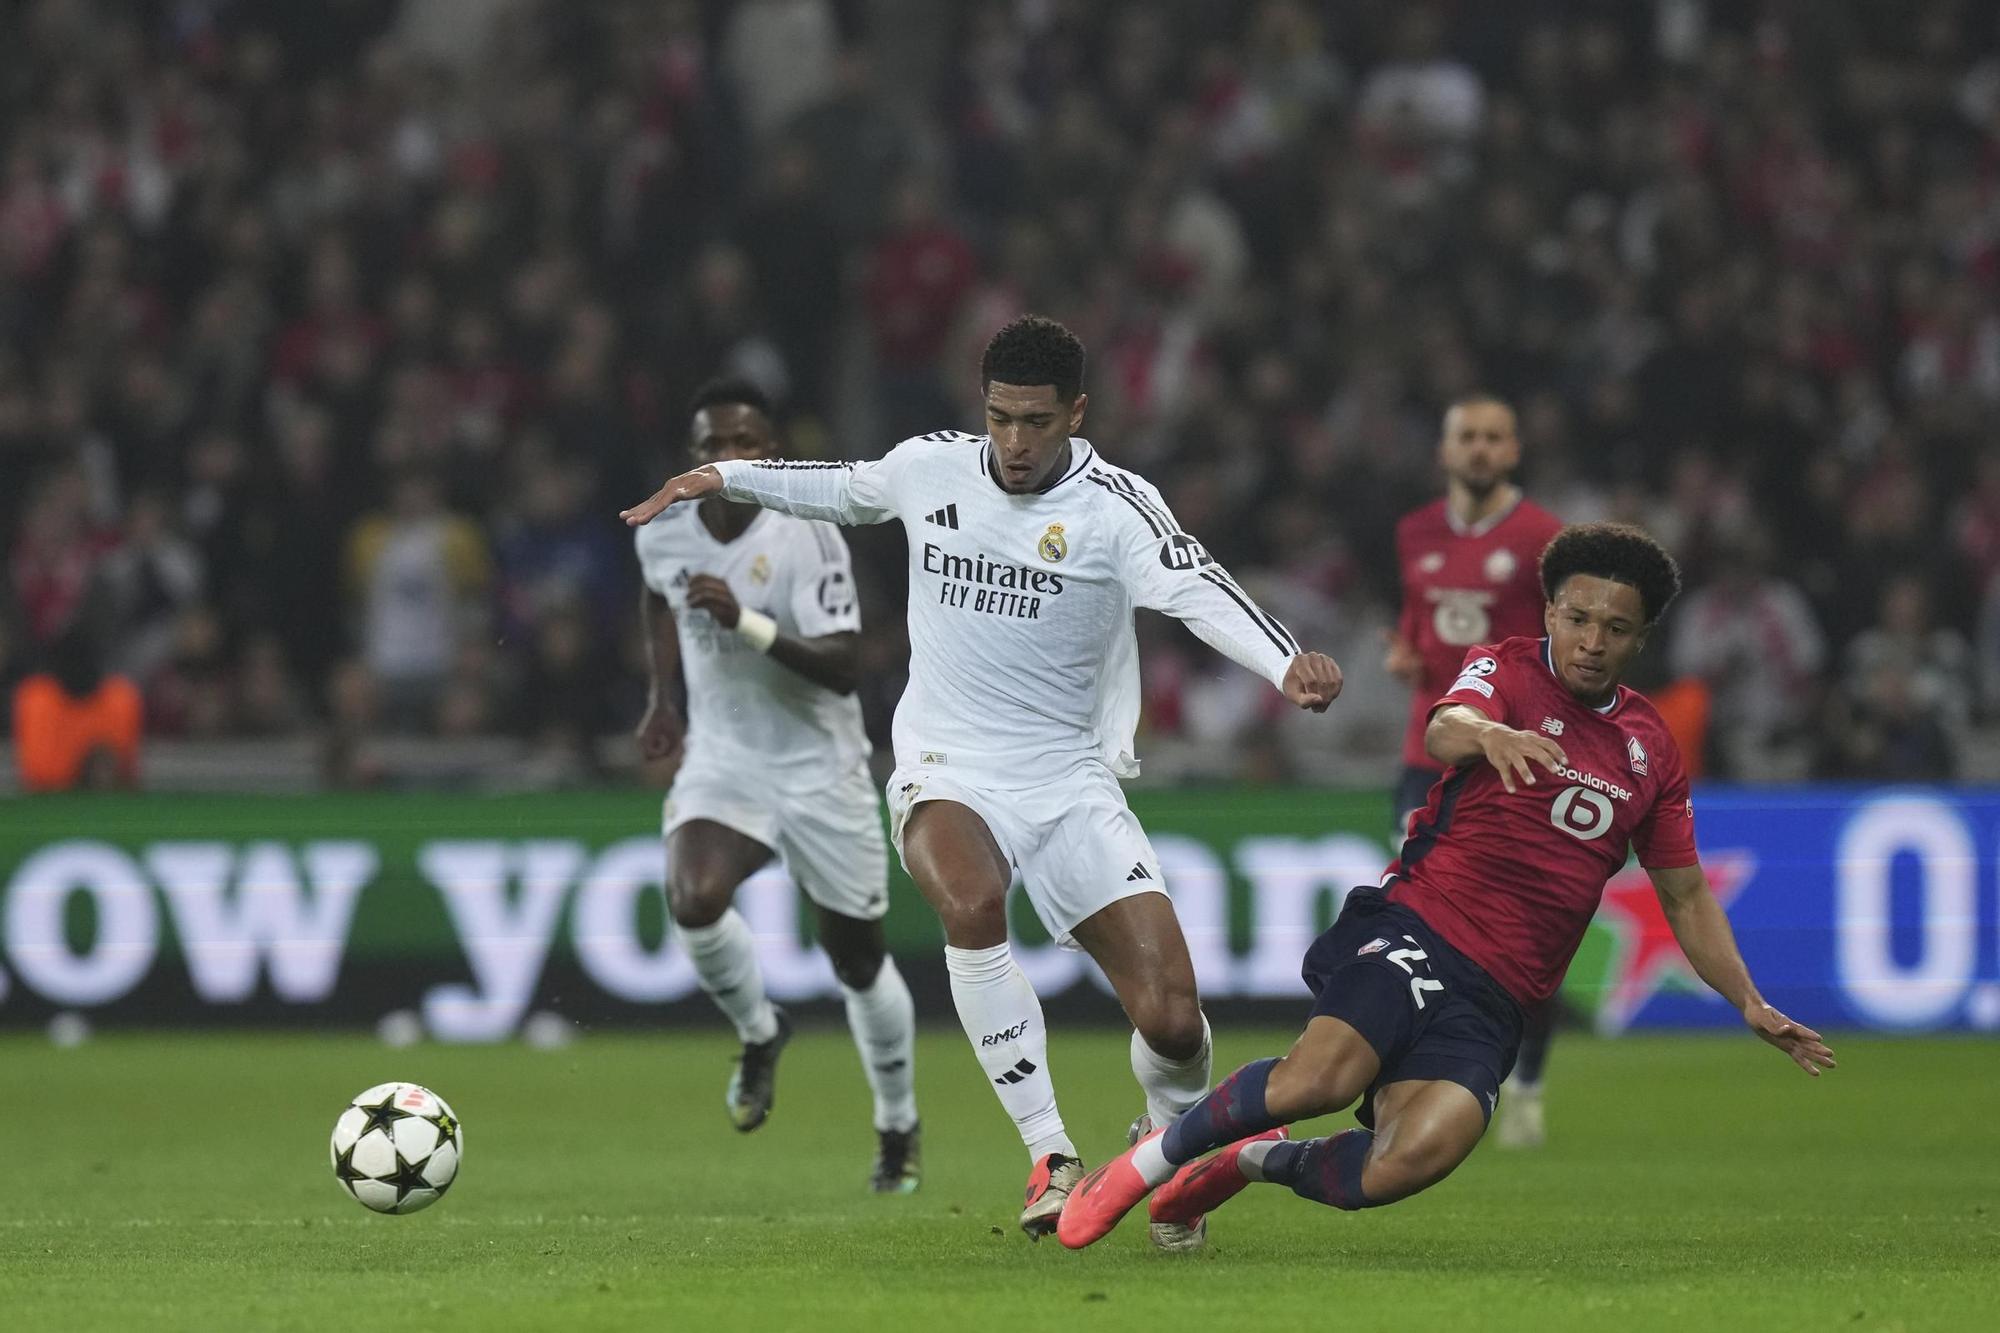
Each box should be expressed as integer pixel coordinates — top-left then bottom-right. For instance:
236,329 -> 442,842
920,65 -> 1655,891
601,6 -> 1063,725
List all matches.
1058,522 -> 1835,1248
1385,393 -> 1563,1146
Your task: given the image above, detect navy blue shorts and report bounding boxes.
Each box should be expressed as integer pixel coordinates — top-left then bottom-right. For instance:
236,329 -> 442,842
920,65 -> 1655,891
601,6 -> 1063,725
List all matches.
1393,765 -> 1444,834
1302,887 -> 1525,1128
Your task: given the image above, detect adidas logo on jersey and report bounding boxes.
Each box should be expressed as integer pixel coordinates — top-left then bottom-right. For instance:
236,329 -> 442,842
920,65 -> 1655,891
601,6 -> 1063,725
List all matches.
1125,864 -> 1153,881
924,504 -> 960,529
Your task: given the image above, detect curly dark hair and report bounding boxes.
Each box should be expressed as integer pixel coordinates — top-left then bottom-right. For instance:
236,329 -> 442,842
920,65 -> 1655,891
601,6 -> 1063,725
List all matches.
981,315 -> 1086,402
1539,521 -> 1683,624
689,375 -> 774,420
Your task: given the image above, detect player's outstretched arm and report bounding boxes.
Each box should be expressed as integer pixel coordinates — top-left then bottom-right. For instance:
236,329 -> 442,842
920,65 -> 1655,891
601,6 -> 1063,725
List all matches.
634,454 -> 901,527
1648,863 -> 1838,1077
621,466 -> 724,526
1114,489 -> 1332,703
1425,704 -> 1566,793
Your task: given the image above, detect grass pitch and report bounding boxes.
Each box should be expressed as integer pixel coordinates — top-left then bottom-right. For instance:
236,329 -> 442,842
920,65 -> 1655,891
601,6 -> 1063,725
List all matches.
0,1026 -> 1993,1332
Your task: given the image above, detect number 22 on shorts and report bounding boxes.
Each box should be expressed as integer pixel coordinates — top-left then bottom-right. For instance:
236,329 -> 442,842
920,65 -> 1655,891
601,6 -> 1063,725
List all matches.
1386,937 -> 1446,1010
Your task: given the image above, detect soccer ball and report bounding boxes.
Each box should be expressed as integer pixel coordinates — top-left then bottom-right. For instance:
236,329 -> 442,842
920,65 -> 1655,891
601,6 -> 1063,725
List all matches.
329,1082 -> 463,1214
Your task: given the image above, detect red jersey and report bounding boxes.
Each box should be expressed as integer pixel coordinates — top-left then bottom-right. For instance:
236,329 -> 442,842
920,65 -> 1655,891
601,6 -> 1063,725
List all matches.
1393,496 -> 1562,768
1385,637 -> 1698,1006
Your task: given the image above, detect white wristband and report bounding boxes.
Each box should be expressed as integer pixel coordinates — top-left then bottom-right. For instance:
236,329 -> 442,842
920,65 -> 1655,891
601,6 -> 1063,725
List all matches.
734,608 -> 778,653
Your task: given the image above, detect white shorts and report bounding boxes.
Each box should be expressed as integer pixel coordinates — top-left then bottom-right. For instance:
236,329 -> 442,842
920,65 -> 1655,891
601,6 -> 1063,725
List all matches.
664,758 -> 890,921
885,762 -> 1165,948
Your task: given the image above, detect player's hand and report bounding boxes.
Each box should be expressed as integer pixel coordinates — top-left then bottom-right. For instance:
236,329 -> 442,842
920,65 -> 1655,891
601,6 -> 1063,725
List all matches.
634,699 -> 685,767
1282,652 -> 1344,712
620,465 -> 723,526
1744,1001 -> 1837,1077
1381,629 -> 1422,685
684,575 -> 740,628
1477,726 -> 1567,794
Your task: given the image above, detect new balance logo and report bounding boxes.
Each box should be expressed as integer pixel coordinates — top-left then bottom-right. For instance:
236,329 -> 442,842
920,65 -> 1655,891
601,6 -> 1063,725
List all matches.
994,1058 -> 1038,1086
1125,863 -> 1153,881
924,504 -> 960,529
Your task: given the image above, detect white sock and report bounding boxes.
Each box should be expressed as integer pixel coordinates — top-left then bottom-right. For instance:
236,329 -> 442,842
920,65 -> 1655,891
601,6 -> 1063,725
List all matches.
1132,1134 -> 1173,1187
679,910 -> 779,1044
841,957 -> 918,1133
1237,1137 -> 1279,1182
1130,1017 -> 1212,1129
945,943 -> 1074,1162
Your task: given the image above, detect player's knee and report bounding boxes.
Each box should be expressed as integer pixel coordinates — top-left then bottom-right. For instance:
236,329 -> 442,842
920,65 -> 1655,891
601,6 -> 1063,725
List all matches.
1366,1136 -> 1463,1201
931,890 -> 1008,947
666,878 -> 732,928
1130,986 -> 1205,1061
1268,1048 -> 1365,1120
826,941 -> 886,991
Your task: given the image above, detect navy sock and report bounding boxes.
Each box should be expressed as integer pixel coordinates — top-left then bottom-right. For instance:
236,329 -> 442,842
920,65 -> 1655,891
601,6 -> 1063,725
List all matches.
1260,1129 -> 1379,1210
1160,1056 -> 1279,1165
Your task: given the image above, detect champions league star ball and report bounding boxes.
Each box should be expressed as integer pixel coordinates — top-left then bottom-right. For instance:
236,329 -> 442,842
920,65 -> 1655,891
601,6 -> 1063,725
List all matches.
329,1082 -> 463,1214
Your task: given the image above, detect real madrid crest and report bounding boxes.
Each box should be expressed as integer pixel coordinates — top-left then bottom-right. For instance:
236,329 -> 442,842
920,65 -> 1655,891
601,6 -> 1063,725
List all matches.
749,554 -> 772,585
1038,522 -> 1068,563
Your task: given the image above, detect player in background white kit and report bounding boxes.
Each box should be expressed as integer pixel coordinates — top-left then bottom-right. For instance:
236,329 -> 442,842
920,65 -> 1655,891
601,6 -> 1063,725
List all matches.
633,378 -> 921,1194
624,320 -> 1344,1246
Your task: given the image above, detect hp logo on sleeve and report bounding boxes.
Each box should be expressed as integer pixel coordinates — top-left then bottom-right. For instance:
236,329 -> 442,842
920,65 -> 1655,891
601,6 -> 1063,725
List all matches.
1157,534 -> 1214,570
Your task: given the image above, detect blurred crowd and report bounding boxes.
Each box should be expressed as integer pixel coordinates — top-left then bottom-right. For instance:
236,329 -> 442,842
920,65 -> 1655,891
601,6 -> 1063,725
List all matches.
4,0 -> 2000,787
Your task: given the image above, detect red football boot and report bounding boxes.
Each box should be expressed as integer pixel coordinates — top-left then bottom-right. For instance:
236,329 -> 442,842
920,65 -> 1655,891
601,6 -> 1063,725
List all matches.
1148,1127 -> 1287,1226
1055,1128 -> 1161,1249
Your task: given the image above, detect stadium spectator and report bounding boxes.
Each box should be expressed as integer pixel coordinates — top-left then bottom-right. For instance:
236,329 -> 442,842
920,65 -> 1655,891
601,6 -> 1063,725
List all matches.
1821,573 -> 1976,780
97,489 -> 204,688
343,468 -> 490,732
11,611 -> 141,792
1667,532 -> 1827,779
864,174 -> 980,440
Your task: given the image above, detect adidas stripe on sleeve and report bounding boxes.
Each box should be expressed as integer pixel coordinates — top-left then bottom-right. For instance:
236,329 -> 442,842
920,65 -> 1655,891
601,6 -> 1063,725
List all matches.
1093,468 -> 1299,688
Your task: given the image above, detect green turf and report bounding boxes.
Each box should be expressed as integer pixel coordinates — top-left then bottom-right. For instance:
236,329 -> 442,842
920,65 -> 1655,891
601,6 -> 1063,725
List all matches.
0,1027 -> 1993,1332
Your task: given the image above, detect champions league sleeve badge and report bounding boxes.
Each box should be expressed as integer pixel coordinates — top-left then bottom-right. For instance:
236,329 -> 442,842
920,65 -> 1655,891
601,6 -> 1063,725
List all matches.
1038,522 -> 1068,563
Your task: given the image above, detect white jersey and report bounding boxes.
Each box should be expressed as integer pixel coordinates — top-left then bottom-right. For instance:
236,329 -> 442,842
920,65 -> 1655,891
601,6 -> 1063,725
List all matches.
713,433 -> 1299,786
634,506 -> 869,780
